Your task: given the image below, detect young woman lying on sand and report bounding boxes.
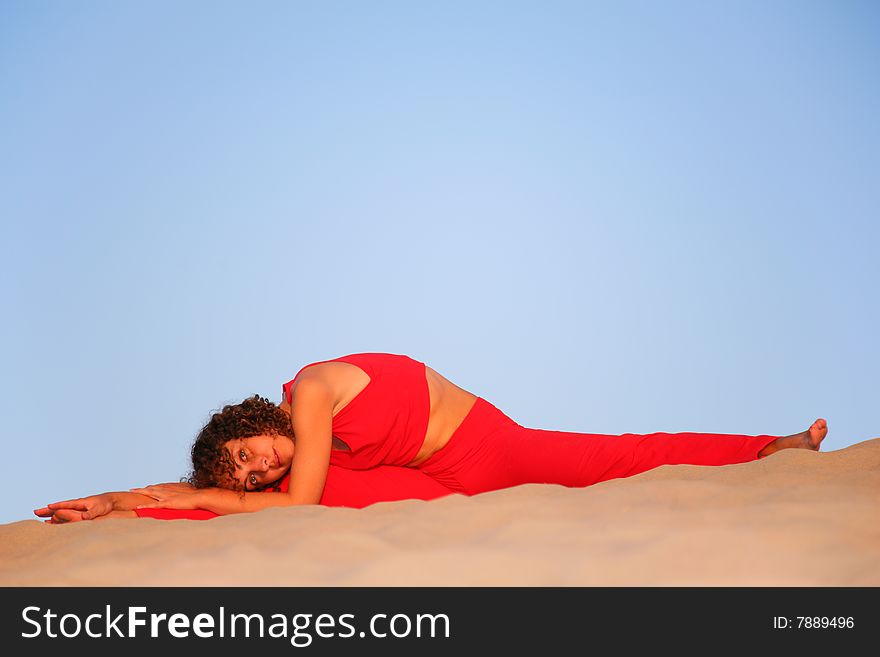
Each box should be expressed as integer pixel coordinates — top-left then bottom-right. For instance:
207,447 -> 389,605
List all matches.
36,352 -> 828,523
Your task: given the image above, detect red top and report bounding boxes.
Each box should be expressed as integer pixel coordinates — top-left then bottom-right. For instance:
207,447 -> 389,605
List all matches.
282,353 -> 430,469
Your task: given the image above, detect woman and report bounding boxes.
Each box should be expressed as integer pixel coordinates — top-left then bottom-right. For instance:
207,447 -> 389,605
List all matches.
38,352 -> 828,520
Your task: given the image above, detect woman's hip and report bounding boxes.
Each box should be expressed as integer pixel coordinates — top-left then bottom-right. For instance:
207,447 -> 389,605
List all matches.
415,397 -> 519,493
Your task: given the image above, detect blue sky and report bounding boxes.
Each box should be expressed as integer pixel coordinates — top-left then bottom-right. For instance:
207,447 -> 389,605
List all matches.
2,1 -> 878,525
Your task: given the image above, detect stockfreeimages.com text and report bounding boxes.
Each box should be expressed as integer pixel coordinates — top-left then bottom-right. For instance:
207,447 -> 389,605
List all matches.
21,605 -> 450,646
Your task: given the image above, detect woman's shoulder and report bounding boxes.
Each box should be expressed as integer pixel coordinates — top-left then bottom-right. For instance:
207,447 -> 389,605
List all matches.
282,353 -> 419,395
300,352 -> 418,371
282,354 -> 379,404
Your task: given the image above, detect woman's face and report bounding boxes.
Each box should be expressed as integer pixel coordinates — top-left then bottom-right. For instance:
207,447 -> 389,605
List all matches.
224,434 -> 293,491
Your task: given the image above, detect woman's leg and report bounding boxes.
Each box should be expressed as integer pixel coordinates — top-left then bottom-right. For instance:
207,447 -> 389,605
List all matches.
319,464 -> 455,508
498,425 -> 781,491
418,398 -> 826,495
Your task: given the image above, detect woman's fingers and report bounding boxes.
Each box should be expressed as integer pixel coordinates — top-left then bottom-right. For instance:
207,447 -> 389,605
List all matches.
42,505 -> 113,522
128,487 -> 154,496
47,499 -> 89,510
37,495 -> 115,522
128,486 -> 200,510
50,509 -> 86,523
130,485 -> 188,501
34,500 -> 87,516
135,493 -> 196,510
130,489 -> 165,502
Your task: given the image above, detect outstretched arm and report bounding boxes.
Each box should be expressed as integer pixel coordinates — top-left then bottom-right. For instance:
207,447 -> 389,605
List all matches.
130,484 -> 295,514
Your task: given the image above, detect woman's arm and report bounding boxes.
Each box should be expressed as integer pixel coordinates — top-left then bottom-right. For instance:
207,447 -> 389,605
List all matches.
134,486 -> 307,515
285,375 -> 334,505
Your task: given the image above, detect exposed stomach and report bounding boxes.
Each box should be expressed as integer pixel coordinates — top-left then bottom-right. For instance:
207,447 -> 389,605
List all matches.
408,365 -> 478,466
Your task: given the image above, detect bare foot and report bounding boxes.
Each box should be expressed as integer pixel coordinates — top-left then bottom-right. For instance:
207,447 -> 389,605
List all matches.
758,418 -> 828,458
805,418 -> 828,450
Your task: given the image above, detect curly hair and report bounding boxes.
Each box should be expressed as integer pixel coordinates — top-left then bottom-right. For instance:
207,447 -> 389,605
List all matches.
188,394 -> 294,491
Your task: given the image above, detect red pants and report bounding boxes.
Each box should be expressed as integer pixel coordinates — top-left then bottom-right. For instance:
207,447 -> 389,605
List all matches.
417,397 -> 779,495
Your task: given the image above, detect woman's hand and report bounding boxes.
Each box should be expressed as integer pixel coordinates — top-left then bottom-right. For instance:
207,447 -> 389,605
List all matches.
33,494 -> 116,523
129,484 -> 204,510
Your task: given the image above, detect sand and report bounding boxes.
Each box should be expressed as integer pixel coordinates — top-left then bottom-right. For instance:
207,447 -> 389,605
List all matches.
2,438 -> 878,586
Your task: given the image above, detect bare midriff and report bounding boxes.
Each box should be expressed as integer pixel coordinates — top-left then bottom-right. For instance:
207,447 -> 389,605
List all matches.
411,365 -> 478,465
279,362 -> 478,466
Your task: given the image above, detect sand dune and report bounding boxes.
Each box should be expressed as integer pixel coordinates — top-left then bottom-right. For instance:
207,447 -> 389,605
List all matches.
2,438 -> 878,586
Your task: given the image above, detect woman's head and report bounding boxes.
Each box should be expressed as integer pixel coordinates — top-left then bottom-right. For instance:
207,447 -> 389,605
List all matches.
189,394 -> 295,491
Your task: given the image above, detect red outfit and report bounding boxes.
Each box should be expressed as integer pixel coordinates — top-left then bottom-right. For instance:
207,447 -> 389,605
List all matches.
284,352 -> 780,496
283,353 -> 430,468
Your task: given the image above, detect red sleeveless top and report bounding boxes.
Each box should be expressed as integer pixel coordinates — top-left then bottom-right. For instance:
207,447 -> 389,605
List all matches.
282,353 -> 430,469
